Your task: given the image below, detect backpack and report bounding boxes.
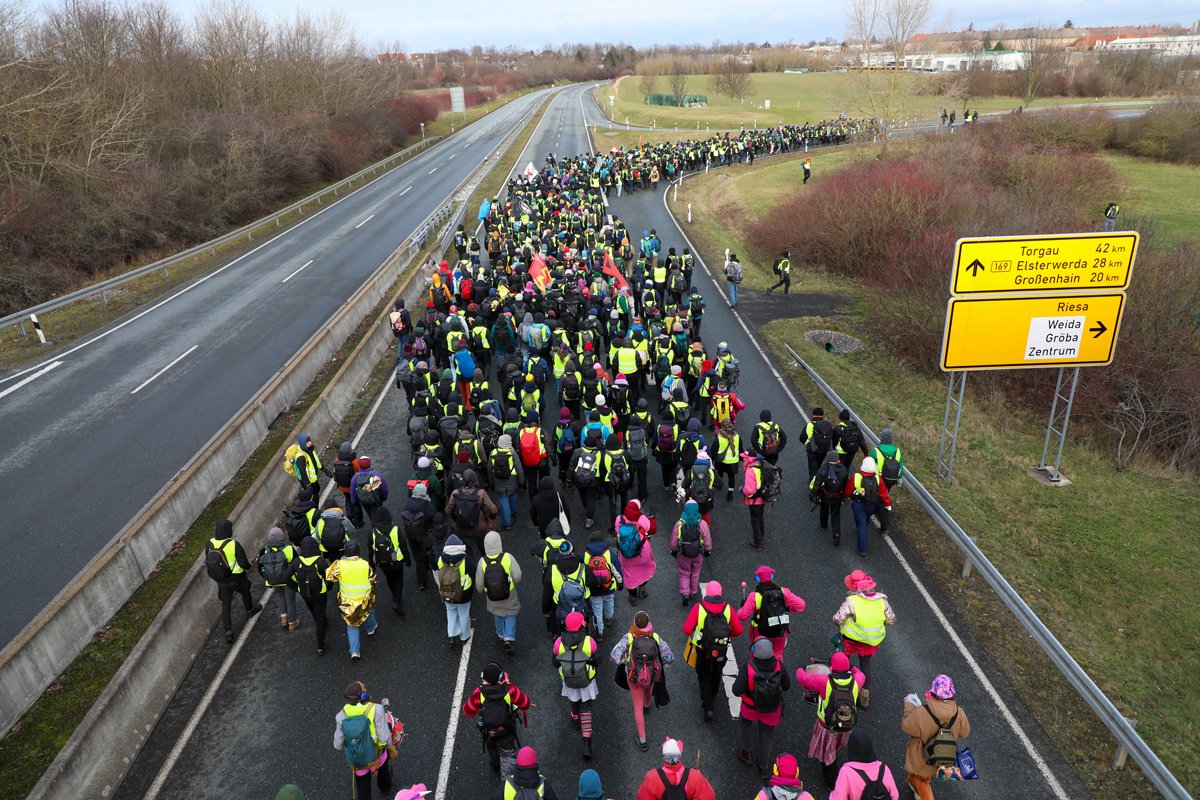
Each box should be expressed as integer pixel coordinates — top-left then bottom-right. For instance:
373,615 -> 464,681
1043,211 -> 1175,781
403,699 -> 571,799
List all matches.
712,394 -> 733,423
573,450 -> 599,487
857,475 -> 880,505
689,295 -> 703,316
557,425 -> 577,456
476,416 -> 501,454
333,458 -> 355,489
608,453 -> 631,490
587,553 -> 614,591
519,429 -> 542,467
406,477 -> 430,495
283,508 -> 311,544
562,371 -> 582,401
821,462 -> 846,495
808,419 -> 833,452
697,608 -> 731,662
759,423 -> 782,455
556,636 -> 593,689
205,544 -> 232,582
452,490 -> 482,530
626,426 -> 649,461
340,712 -> 377,770
399,509 -> 429,541
283,443 -> 303,479
755,586 -> 790,637
628,634 -> 662,690
824,673 -> 859,733
316,516 -> 346,553
617,522 -> 644,559
410,336 -> 429,359
438,562 -> 466,603
491,450 -> 514,481
749,661 -> 784,712
483,554 -> 511,601
657,767 -> 690,800
372,527 -> 399,566
757,462 -> 782,503
690,465 -> 713,505
555,569 -> 588,622
880,451 -> 901,482
726,261 -> 743,283
852,764 -> 891,800
678,522 -> 702,558
479,685 -> 515,740
520,390 -> 538,415
923,705 -> 961,766
439,417 -> 461,449
294,558 -> 325,601
656,423 -> 676,454
259,546 -> 291,586
356,475 -> 382,507
407,414 -> 428,444
455,433 -> 479,464
839,423 -> 863,455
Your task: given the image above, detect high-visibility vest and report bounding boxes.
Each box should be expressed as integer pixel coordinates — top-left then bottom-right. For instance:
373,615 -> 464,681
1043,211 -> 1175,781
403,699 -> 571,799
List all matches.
551,564 -> 589,603
816,672 -> 859,723
692,603 -> 732,645
338,558 -> 372,601
714,433 -> 741,465
375,526 -> 406,565
343,702 -> 386,748
209,537 -> 243,575
616,346 -> 639,375
503,778 -> 545,800
653,264 -> 667,284
296,449 -> 321,484
840,594 -> 887,646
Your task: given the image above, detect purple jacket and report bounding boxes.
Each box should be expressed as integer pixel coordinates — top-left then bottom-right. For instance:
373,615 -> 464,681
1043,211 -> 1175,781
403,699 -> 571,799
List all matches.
350,469 -> 389,505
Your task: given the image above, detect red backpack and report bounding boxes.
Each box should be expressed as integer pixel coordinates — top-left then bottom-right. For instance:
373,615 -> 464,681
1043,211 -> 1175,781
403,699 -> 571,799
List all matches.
519,429 -> 542,467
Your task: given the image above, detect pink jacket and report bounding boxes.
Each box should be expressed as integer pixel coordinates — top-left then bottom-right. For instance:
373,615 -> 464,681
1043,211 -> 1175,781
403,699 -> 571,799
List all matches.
741,459 -> 766,505
829,760 -> 900,800
669,519 -> 712,555
795,666 -> 866,695
736,586 -> 806,626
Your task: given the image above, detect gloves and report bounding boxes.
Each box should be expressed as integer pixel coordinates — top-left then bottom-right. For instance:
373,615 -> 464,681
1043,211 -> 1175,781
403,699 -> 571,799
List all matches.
703,550 -> 711,559
670,550 -> 678,559
885,506 -> 893,512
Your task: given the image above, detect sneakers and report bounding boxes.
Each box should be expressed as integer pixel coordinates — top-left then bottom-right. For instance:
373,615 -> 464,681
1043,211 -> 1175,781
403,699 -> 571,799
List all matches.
582,738 -> 593,760
704,708 -> 715,722
681,594 -> 690,607
350,652 -> 361,661
366,626 -> 378,637
585,518 -> 594,529
726,488 -> 734,502
288,620 -> 300,632
832,534 -> 841,547
503,640 -> 515,655
637,736 -> 648,752
858,688 -> 871,710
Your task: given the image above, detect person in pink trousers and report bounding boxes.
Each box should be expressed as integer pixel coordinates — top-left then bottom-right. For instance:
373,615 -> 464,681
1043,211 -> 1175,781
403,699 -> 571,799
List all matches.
736,565 -> 806,659
615,499 -> 656,606
669,500 -> 711,605
795,650 -> 866,789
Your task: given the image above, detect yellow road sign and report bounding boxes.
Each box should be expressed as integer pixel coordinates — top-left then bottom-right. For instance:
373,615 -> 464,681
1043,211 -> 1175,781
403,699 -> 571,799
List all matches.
951,232 -> 1138,296
941,293 -> 1126,371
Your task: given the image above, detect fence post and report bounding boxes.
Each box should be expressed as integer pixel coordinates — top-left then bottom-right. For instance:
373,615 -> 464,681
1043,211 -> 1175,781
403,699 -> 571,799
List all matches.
961,536 -> 977,579
1112,719 -> 1138,770
30,313 -> 46,344
18,319 -> 27,337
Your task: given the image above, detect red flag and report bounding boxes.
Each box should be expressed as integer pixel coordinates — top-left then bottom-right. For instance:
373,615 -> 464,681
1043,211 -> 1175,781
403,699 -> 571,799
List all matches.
529,253 -> 551,293
602,251 -> 629,291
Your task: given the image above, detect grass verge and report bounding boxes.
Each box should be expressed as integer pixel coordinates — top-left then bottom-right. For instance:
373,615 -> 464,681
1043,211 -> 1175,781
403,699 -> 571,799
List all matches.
0,93 -> 555,800
670,157 -> 1196,797
1104,151 -> 1200,245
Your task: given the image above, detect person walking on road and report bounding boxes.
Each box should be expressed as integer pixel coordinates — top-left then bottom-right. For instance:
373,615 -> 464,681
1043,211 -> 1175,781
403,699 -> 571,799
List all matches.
724,253 -> 744,308
477,530 -> 522,654
400,483 -> 438,591
489,433 -> 526,530
615,499 -> 656,606
531,475 -> 572,538
741,453 -> 774,550
733,636 -> 792,778
669,500 -> 711,605
324,540 -> 377,661
901,675 -> 971,800
845,457 -> 891,557
288,432 -> 330,497
752,410 -> 787,466
800,407 -> 834,483
584,532 -> 623,639
463,662 -> 532,777
870,428 -> 904,532
682,581 -> 744,721
712,419 -> 743,502
635,737 -> 716,800
834,569 -> 896,708
350,456 -> 388,526
754,754 -> 815,800
437,534 -> 475,649
737,565 -> 806,659
446,468 -> 499,560
255,526 -> 298,631
611,610 -> 675,751
809,451 -> 848,547
574,768 -> 611,800
332,441 -> 363,527
834,410 -> 867,471
766,251 -> 792,295
294,536 -> 330,654
333,680 -> 394,799
830,730 -> 900,800
369,506 -> 411,617
496,746 -> 559,800
205,518 -> 262,644
794,650 -> 866,788
553,610 -> 600,759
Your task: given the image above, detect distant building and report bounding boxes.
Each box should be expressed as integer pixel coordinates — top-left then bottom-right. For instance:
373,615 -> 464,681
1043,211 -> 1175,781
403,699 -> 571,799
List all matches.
905,50 -> 1026,72
1099,34 -> 1200,56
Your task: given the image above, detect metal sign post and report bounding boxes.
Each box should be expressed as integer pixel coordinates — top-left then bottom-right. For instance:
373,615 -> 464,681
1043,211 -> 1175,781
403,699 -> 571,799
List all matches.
936,371 -> 967,483
1037,367 -> 1081,482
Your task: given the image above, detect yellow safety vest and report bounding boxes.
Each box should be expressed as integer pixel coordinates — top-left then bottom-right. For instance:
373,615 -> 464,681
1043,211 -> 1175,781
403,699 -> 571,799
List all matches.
297,554 -> 327,594
471,326 -> 491,350
840,594 -> 887,646
816,672 -> 859,723
653,264 -> 667,284
338,557 -> 372,601
551,564 -> 589,603
343,702 -> 386,748
616,346 -> 639,375
503,779 -> 545,800
209,538 -> 243,575
558,635 -> 597,681
375,526 -> 405,565
692,603 -> 732,645
295,449 -> 321,484
715,433 -> 741,465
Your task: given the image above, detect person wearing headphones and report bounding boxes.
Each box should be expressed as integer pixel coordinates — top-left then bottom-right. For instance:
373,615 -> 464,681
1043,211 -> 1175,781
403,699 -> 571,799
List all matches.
333,680 -> 394,799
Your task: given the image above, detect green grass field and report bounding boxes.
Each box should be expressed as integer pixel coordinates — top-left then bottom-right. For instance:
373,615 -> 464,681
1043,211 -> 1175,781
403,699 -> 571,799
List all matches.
671,148 -> 1198,797
597,72 -> 1144,129
1105,152 -> 1200,244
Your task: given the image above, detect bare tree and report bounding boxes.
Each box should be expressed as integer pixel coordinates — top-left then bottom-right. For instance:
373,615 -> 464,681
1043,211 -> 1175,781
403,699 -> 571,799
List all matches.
638,70 -> 657,98
844,0 -> 933,151
1018,28 -> 1057,105
708,56 -> 752,103
665,58 -> 689,106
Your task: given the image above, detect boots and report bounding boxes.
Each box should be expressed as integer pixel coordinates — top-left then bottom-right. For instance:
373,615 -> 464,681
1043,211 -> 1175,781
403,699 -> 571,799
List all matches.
582,737 -> 592,760
280,613 -> 288,629
288,619 -> 300,632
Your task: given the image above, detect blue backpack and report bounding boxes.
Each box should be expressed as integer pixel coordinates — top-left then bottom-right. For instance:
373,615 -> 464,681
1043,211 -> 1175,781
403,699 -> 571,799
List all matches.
617,522 -> 644,559
341,712 -> 377,769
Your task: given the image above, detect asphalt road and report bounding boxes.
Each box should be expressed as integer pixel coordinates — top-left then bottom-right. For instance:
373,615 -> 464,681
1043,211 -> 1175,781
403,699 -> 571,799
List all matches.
117,104 -> 1089,800
0,85 -> 586,649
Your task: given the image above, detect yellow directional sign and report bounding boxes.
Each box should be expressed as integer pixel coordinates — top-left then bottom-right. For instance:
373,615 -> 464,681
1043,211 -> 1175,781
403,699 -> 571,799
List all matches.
951,232 -> 1138,296
941,293 -> 1126,371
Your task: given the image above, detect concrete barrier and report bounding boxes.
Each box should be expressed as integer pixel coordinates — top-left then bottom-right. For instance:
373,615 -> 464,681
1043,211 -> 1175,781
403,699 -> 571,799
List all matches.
23,91 -> 547,799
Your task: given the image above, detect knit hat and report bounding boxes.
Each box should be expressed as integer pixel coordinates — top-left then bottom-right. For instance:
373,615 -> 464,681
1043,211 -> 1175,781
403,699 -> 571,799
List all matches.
443,534 -> 466,557
417,457 -> 432,469
343,680 -> 366,700
411,483 -> 429,500
343,540 -> 360,558
559,406 -> 571,420
929,674 -> 956,700
300,536 -> 320,557
839,408 -> 851,421
497,434 -> 513,450
482,662 -> 504,684
754,565 -> 775,583
751,637 -> 774,660
771,753 -> 802,787
661,738 -> 683,764
623,500 -> 640,519
880,428 -> 894,444
267,527 -> 286,544
830,651 -> 851,672
516,746 -> 538,768
358,456 -> 372,469
703,581 -> 722,600
565,611 -> 586,632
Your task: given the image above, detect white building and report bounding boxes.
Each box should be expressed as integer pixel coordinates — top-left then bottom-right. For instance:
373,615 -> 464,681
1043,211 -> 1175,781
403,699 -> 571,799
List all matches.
904,50 -> 1026,72
1100,35 -> 1200,57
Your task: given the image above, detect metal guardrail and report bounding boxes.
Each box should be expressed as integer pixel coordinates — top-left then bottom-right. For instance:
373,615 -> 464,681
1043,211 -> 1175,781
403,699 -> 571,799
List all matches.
0,135 -> 445,335
781,342 -> 1190,800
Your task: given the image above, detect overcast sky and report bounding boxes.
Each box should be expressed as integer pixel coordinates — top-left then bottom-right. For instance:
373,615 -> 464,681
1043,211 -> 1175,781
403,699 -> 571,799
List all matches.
173,0 -> 1199,50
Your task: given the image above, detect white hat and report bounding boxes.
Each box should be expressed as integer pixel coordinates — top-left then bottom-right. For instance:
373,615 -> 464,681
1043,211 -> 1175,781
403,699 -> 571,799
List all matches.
662,738 -> 682,764
595,394 -> 606,407
861,456 -> 877,474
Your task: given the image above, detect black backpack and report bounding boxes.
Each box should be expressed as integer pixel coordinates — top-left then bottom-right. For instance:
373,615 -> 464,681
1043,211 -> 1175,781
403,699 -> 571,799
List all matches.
573,450 -> 599,487
483,554 -> 511,601
821,462 -> 846,495
839,423 -> 863,454
317,517 -> 346,553
294,558 -> 326,601
333,458 -> 355,489
824,672 -> 858,733
755,586 -> 790,637
399,509 -> 429,541
697,609 -> 731,662
608,453 -> 631,490
453,490 -> 482,529
857,474 -> 881,505
259,546 -> 291,585
491,450 -> 514,481
283,508 -> 311,545
808,419 -> 833,452
439,417 -> 461,449
372,527 -> 399,567
852,764 -> 891,800
479,685 -> 515,740
205,543 -> 232,582
657,768 -> 690,800
880,451 -> 902,482
750,661 -> 783,713
356,475 -> 382,507
678,523 -> 702,558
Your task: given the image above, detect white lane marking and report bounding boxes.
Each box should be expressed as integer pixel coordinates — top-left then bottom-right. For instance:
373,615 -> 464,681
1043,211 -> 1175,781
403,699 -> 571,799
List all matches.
352,379 -> 390,450
435,634 -> 475,800
661,176 -> 1071,800
280,260 -> 313,284
355,214 -> 375,229
399,187 -> 412,197
448,154 -> 456,160
143,586 -> 275,800
463,143 -> 470,148
130,345 -> 199,395
722,643 -> 741,718
0,360 -> 63,401
428,167 -> 438,175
